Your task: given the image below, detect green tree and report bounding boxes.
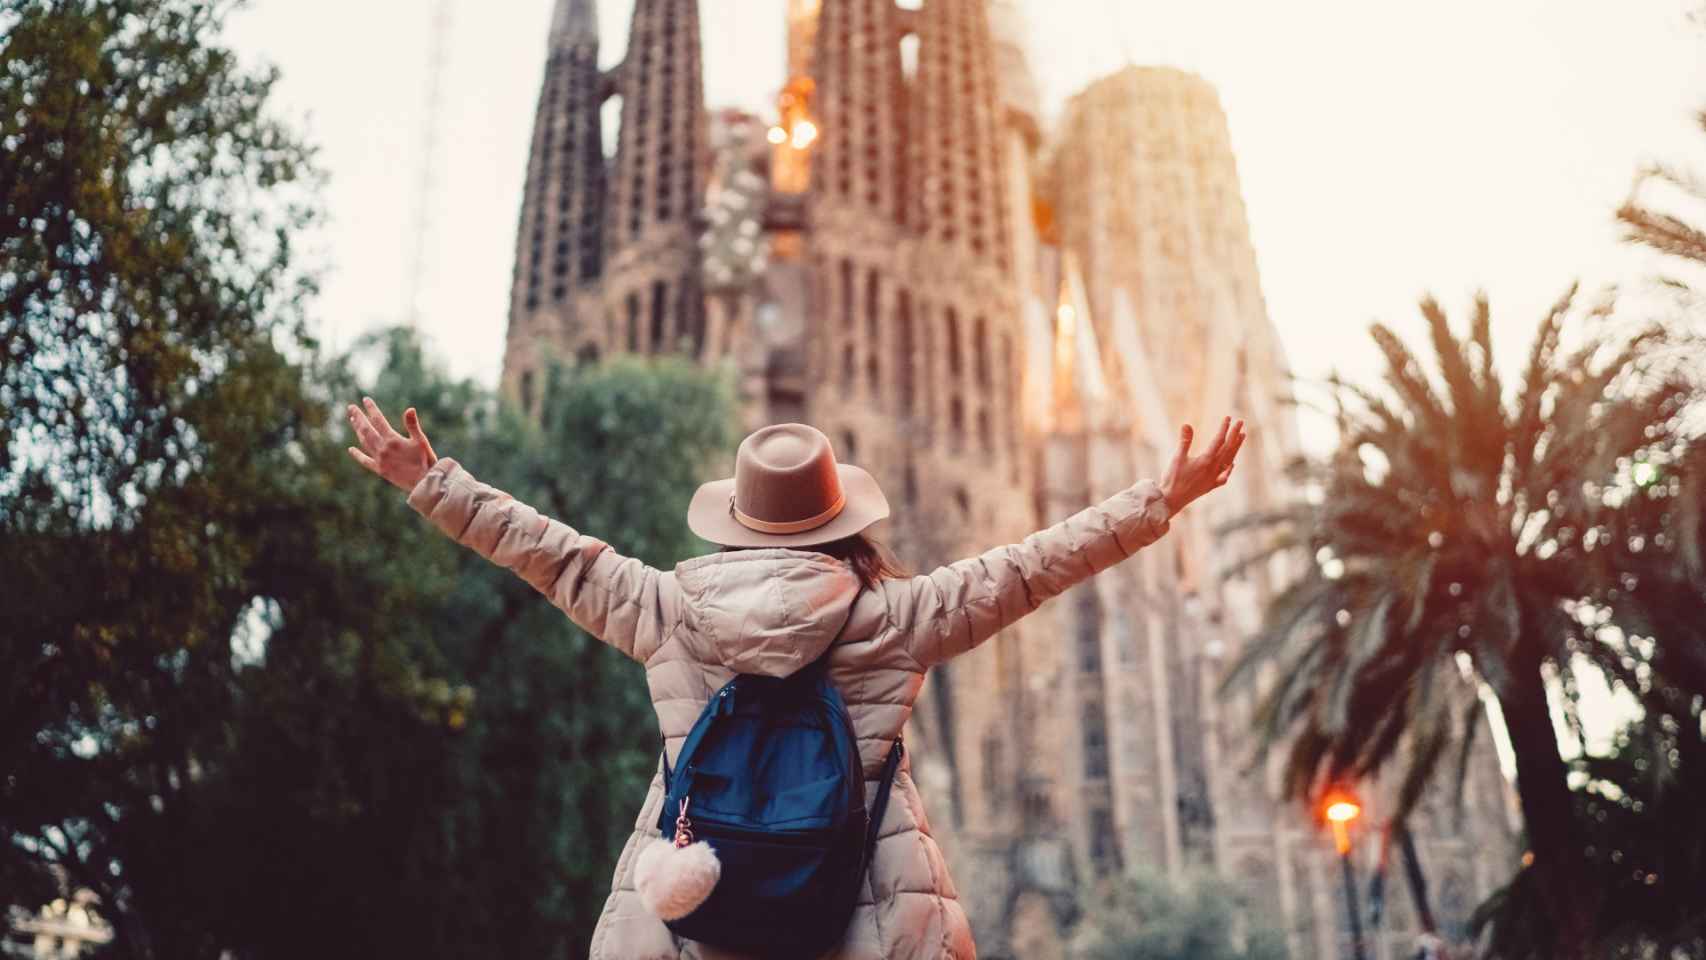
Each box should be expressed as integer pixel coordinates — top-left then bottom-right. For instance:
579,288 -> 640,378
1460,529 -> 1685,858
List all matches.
1220,294 -> 1704,959
198,331 -> 736,957
1,0 -> 324,953
0,0 -> 741,954
1072,868 -> 1290,960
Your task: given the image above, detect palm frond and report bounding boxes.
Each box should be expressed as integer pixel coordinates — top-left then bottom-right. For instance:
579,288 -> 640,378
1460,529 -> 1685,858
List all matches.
1369,323 -> 1453,441
1212,505 -> 1313,539
1511,284 -> 1576,479
1220,574 -> 1344,697
1322,588 -> 1399,735
1448,694 -> 1485,819
1618,202 -> 1706,265
1390,694 -> 1454,826
1212,529 -> 1305,584
1421,296 -> 1505,482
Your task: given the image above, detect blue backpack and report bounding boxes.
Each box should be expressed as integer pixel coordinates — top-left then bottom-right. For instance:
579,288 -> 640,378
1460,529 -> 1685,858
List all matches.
655,627 -> 904,957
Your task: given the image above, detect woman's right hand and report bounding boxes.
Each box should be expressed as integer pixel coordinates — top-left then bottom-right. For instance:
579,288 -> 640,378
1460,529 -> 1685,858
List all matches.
346,396 -> 438,493
1159,416 -> 1246,516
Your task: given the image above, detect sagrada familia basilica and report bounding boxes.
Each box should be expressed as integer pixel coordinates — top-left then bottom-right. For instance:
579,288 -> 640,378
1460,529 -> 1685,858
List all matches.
498,1 -> 1518,956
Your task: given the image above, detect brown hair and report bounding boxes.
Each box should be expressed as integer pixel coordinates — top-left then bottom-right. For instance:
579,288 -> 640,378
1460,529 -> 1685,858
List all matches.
721,530 -> 912,590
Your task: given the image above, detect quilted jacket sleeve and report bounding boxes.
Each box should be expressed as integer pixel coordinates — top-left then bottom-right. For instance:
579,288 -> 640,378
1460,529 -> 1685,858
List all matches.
405,457 -> 674,664
885,479 -> 1174,669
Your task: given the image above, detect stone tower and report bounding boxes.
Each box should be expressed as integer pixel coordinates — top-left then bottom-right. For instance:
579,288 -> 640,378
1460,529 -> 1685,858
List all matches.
603,0 -> 708,361
502,0 -> 606,412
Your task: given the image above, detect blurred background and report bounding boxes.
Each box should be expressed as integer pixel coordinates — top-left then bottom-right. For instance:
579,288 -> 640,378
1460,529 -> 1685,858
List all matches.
3,1 -> 1704,958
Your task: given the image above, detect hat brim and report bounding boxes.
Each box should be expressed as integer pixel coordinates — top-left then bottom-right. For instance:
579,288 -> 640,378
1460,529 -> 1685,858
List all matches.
686,463 -> 891,548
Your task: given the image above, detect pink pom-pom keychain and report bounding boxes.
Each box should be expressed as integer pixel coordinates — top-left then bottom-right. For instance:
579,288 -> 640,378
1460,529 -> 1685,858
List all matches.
634,797 -> 721,921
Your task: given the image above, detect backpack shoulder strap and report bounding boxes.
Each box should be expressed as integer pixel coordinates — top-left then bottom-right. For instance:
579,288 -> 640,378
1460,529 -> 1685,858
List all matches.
661,581 -> 867,781
863,737 -> 905,872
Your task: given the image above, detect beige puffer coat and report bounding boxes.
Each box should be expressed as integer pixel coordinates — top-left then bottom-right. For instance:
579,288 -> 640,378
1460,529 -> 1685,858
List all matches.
407,457 -> 1174,959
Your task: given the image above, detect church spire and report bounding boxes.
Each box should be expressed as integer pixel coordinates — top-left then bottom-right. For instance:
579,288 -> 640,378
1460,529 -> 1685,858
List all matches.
908,0 -> 1009,270
500,0 -> 607,410
550,0 -> 598,45
602,0 -> 707,357
810,0 -> 905,223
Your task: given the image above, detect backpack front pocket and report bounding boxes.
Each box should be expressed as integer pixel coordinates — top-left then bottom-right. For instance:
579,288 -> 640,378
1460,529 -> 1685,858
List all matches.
668,819 -> 865,958
759,772 -> 843,826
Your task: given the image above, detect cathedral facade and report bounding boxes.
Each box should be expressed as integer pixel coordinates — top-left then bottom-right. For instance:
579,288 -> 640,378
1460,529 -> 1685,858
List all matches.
500,2 -> 1517,956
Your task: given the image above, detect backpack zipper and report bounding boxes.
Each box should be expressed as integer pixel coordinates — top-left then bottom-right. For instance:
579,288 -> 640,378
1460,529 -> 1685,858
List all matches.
671,797 -> 696,847
686,816 -> 842,848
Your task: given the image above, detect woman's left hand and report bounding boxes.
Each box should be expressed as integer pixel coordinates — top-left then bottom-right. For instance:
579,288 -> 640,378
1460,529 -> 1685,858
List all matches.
1159,416 -> 1246,515
346,397 -> 438,493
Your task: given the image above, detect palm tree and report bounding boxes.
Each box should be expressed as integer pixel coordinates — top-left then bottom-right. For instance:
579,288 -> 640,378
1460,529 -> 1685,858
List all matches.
1619,110 -> 1706,268
1220,291 -> 1704,959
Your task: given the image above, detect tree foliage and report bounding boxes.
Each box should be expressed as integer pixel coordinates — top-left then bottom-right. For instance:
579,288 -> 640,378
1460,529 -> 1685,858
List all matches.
1472,704 -> 1706,959
1,1 -> 741,956
1071,868 -> 1290,960
1220,292 -> 1706,958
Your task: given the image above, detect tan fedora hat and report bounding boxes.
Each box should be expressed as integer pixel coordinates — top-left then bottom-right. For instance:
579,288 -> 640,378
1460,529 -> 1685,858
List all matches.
687,423 -> 890,548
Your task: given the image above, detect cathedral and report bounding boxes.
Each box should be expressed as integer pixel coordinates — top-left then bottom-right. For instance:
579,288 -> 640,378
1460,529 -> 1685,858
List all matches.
499,1 -> 1518,956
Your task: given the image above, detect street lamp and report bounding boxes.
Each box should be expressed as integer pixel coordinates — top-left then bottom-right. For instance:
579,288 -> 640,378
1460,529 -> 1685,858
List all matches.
1324,792 -> 1369,960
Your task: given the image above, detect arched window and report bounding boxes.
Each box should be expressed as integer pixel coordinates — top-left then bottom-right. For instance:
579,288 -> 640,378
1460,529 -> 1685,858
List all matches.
840,259 -> 856,388
865,269 -> 881,395
626,292 -> 640,352
650,280 -> 668,351
973,315 -> 989,388
945,308 -> 962,379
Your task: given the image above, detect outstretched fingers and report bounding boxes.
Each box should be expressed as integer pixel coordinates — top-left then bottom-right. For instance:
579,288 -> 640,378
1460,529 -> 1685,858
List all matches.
1218,419 -> 1246,468
1205,415 -> 1231,461
348,445 -> 381,475
348,403 -> 383,454
363,396 -> 404,441
404,407 -> 437,463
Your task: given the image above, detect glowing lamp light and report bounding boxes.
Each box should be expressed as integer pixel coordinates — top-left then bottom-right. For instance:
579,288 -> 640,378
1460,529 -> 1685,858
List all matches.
790,119 -> 818,149
1323,793 -> 1361,854
767,126 -> 787,145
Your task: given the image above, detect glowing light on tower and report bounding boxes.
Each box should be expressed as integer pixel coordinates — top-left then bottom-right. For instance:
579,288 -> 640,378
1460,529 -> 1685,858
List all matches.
771,76 -> 817,193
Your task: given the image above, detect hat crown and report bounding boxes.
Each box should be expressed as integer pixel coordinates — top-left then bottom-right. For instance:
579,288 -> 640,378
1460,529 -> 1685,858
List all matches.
733,423 -> 845,527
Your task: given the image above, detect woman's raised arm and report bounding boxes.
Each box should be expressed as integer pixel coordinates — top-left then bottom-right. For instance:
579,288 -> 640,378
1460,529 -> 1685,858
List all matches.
885,417 -> 1245,670
346,398 -> 674,664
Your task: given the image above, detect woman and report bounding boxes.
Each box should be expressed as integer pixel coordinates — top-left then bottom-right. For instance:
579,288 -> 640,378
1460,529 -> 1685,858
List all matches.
346,398 -> 1245,959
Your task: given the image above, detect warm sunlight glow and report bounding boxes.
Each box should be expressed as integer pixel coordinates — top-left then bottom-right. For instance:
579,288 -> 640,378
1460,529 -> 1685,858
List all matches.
767,125 -> 787,145
790,118 -> 817,149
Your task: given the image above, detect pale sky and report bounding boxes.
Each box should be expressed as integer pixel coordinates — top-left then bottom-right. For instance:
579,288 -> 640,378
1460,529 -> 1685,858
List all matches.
224,0 -> 1703,436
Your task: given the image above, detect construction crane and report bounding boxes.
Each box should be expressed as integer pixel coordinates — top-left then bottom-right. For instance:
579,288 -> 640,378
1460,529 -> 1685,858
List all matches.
403,0 -> 453,329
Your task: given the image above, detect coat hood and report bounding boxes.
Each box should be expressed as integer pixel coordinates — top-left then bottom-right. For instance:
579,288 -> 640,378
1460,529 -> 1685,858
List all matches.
672,547 -> 864,678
